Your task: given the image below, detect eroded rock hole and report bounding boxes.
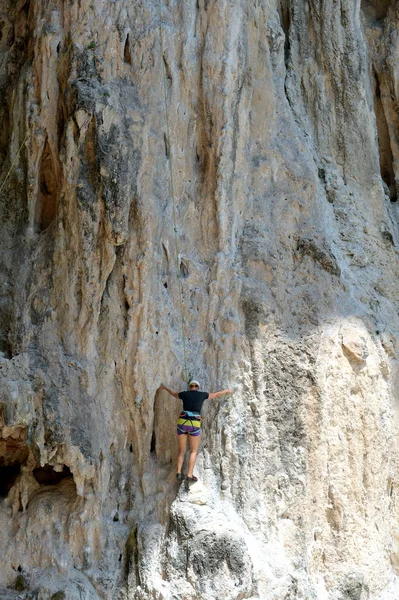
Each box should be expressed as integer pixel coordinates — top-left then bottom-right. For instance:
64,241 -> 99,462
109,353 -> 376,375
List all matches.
361,0 -> 391,20
35,137 -> 59,231
180,262 -> 189,279
0,334 -> 14,359
0,465 -> 21,497
0,433 -> 29,497
373,71 -> 397,201
124,34 -> 132,64
33,464 -> 72,486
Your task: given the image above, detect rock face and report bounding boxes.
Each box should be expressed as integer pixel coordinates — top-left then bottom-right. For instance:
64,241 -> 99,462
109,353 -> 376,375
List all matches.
1,0 -> 399,598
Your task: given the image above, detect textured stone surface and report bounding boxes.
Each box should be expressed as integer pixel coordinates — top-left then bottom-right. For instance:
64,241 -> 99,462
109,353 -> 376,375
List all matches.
1,0 -> 399,598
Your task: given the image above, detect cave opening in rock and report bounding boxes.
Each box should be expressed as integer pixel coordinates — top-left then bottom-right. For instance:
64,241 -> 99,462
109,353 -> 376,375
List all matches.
373,71 -> 397,202
33,464 -> 73,486
124,33 -> 132,64
180,261 -> 189,279
0,334 -> 13,359
361,0 -> 391,21
0,433 -> 29,498
0,465 -> 21,498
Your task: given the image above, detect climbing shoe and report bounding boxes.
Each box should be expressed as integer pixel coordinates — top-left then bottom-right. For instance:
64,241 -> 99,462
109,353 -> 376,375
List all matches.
176,473 -> 184,482
186,475 -> 198,483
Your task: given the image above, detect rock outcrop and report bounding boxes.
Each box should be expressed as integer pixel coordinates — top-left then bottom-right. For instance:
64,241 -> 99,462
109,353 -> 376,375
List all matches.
1,0 -> 399,598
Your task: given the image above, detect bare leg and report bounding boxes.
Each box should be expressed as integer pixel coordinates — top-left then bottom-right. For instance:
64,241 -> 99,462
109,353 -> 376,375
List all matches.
177,434 -> 188,474
187,435 -> 201,478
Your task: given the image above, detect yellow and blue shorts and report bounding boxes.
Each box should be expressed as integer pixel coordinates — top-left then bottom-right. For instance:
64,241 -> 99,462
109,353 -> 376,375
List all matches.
177,411 -> 202,436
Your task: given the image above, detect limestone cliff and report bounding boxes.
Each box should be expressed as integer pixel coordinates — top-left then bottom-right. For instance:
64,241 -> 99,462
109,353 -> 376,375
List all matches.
1,0 -> 399,598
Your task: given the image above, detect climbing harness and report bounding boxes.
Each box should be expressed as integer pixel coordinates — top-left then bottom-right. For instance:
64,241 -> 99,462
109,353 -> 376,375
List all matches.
157,0 -> 189,384
177,411 -> 202,436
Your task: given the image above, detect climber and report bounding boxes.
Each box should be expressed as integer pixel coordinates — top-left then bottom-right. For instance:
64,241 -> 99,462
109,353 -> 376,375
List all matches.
160,380 -> 233,483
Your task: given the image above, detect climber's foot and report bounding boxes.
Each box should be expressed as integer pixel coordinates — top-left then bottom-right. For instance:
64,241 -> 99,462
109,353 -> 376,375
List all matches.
176,473 -> 184,482
186,475 -> 198,483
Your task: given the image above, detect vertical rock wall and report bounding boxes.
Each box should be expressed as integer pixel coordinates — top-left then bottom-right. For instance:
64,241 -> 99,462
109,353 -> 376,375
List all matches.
1,0 -> 399,598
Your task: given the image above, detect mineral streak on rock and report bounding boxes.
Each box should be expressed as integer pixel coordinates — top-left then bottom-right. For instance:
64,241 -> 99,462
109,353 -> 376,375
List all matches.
1,0 -> 399,598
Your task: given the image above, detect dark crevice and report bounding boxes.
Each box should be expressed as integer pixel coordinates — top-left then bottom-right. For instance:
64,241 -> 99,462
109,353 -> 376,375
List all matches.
0,101 -> 10,163
124,527 -> 139,586
0,433 -> 29,498
161,242 -> 169,277
162,54 -> 172,82
180,261 -> 189,279
150,431 -> 156,454
0,334 -> 14,359
32,464 -> 73,486
84,115 -> 98,188
163,132 -> 169,158
56,39 -> 70,151
0,465 -> 21,497
361,0 -> 391,21
35,137 -> 59,231
278,1 -> 294,112
57,96 -> 67,151
21,0 -> 31,16
279,3 -> 290,68
373,70 -> 397,202
123,34 -> 132,65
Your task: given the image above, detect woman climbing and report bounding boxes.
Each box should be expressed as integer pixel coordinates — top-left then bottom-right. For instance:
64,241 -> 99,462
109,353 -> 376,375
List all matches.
160,381 -> 233,483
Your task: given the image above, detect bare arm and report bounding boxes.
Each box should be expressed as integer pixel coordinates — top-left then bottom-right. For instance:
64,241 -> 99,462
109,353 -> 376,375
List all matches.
160,384 -> 179,399
208,389 -> 233,400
